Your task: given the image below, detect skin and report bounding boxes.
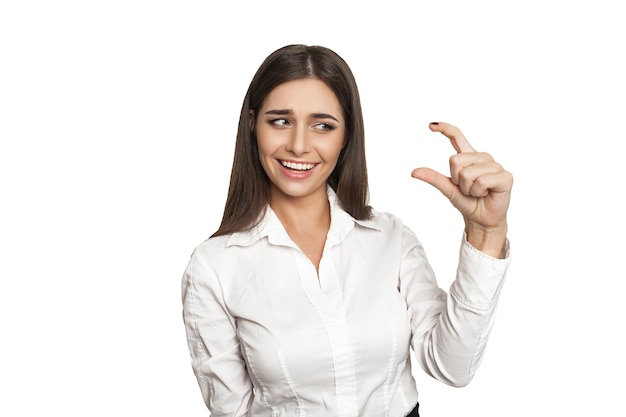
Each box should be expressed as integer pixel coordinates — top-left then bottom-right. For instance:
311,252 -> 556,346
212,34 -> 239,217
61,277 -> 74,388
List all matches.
253,79 -> 512,271
252,78 -> 345,271
411,122 -> 513,258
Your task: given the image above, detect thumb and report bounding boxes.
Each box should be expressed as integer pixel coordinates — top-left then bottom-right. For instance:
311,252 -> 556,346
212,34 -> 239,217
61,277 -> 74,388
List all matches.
411,167 -> 458,201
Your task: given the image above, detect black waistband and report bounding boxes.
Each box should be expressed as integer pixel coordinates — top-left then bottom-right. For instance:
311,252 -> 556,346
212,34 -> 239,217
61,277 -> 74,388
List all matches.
406,402 -> 419,417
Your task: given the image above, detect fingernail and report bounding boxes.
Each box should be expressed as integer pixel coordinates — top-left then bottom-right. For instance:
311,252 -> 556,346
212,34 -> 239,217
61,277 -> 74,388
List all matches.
429,122 -> 439,125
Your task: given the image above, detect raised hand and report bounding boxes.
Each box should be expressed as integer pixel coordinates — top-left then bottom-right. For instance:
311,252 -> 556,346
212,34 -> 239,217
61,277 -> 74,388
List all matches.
411,122 -> 513,258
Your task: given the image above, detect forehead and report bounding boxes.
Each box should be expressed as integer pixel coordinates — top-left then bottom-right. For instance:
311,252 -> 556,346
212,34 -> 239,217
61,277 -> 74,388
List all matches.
261,79 -> 342,115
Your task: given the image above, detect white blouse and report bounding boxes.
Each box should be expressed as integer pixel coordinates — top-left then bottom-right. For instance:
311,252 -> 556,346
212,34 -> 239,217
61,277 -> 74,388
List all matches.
181,188 -> 510,417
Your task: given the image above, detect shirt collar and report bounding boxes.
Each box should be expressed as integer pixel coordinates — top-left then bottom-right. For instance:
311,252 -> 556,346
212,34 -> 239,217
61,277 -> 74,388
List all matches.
226,186 -> 380,248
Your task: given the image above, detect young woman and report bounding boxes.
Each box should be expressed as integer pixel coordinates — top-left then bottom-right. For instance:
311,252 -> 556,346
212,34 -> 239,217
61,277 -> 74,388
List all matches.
181,44 -> 512,417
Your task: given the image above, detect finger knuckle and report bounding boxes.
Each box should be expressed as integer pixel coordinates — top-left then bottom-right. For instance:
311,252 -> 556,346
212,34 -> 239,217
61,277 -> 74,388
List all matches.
474,175 -> 488,188
458,168 -> 470,182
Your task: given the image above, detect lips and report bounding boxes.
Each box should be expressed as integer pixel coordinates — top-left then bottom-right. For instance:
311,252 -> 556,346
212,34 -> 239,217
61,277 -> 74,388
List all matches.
280,160 -> 317,171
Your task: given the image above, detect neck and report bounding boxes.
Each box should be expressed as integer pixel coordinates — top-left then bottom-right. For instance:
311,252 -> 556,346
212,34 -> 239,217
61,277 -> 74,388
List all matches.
269,187 -> 331,233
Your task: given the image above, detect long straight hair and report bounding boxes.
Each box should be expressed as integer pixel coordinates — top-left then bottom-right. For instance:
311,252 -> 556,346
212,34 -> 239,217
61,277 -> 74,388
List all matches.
212,44 -> 371,237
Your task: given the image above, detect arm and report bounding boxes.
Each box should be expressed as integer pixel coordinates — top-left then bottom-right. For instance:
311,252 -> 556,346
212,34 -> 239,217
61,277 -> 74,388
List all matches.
406,122 -> 513,385
182,248 -> 253,416
401,227 -> 510,387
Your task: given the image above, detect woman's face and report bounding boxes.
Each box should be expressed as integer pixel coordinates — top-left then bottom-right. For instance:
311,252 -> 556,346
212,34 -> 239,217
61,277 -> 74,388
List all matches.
254,78 -> 345,204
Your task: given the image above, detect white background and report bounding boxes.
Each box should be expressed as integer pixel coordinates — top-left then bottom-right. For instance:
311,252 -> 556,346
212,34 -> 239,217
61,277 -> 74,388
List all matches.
1,1 -> 624,416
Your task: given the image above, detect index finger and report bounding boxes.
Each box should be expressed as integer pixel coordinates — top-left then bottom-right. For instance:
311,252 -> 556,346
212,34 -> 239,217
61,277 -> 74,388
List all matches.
429,121 -> 476,153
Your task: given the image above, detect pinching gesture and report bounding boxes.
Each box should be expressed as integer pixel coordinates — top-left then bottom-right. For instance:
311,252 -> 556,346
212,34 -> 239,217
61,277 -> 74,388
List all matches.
411,122 -> 513,258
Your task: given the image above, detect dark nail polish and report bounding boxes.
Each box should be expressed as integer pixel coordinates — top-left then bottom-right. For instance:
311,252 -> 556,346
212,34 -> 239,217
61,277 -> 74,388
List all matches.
429,122 -> 439,125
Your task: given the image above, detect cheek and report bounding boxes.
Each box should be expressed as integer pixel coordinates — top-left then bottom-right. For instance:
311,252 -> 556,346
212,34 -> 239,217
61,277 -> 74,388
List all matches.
256,140 -> 272,172
255,130 -> 275,158
322,133 -> 345,162
255,130 -> 282,175
255,125 -> 287,152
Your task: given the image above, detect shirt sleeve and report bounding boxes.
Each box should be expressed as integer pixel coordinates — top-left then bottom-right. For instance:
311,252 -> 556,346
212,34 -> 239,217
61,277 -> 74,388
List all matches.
181,248 -> 253,416
400,227 -> 511,387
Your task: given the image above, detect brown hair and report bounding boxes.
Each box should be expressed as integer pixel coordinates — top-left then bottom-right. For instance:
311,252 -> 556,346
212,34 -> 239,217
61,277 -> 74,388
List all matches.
212,44 -> 371,237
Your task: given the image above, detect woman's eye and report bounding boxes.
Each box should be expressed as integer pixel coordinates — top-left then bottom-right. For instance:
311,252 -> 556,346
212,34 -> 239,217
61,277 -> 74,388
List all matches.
270,118 -> 289,127
314,122 -> 334,131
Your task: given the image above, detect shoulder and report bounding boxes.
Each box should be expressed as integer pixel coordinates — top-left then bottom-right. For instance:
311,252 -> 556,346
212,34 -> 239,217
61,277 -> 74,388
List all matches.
191,234 -> 230,258
366,208 -> 422,248
186,231 -> 262,277
368,208 -> 411,233
184,234 -> 235,275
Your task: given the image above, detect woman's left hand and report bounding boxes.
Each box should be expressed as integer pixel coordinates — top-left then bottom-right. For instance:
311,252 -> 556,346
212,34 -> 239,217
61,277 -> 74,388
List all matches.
411,122 -> 513,257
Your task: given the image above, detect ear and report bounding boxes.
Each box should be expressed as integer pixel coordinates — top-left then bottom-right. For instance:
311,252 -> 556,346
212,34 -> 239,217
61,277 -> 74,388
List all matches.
249,110 -> 256,132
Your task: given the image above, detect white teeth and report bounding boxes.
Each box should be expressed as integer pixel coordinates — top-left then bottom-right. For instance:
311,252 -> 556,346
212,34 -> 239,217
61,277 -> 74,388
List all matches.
281,161 -> 315,171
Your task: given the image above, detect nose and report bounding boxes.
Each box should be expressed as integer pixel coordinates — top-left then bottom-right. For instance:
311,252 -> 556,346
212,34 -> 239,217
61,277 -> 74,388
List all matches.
285,126 -> 310,156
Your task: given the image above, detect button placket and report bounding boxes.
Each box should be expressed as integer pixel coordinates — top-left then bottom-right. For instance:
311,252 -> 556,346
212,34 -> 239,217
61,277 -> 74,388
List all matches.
293,248 -> 359,417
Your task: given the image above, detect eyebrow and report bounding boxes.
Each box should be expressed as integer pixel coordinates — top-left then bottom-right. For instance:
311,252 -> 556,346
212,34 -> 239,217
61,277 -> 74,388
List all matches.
264,109 -> 340,122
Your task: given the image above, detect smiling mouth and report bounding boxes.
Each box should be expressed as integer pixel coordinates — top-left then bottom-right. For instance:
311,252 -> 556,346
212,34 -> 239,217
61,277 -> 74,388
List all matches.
280,160 -> 317,171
